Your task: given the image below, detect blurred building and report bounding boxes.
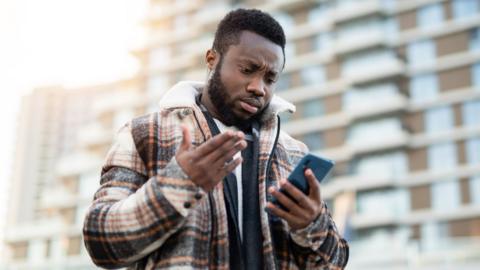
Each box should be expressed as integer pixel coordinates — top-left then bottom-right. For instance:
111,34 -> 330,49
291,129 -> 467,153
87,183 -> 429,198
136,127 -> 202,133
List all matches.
2,81 -> 143,269
3,0 -> 480,269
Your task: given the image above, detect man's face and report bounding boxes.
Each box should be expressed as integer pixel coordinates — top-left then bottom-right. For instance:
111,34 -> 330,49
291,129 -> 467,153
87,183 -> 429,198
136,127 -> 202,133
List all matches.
206,30 -> 284,129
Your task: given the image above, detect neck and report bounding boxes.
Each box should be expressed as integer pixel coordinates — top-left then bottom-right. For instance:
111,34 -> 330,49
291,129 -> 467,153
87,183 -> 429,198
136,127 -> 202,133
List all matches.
200,89 -> 224,122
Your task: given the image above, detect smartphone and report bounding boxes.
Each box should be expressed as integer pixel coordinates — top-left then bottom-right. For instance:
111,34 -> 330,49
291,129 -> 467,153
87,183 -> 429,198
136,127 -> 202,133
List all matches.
271,153 -> 334,209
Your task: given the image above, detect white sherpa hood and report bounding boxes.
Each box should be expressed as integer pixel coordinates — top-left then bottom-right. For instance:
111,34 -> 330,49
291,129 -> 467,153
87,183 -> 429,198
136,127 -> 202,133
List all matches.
158,81 -> 295,120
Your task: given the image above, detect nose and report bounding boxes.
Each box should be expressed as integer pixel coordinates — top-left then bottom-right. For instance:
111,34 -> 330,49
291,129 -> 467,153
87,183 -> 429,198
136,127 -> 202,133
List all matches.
246,76 -> 266,97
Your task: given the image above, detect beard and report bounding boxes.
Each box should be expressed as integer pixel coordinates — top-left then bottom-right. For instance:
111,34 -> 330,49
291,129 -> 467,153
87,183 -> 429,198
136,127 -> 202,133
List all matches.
206,58 -> 264,131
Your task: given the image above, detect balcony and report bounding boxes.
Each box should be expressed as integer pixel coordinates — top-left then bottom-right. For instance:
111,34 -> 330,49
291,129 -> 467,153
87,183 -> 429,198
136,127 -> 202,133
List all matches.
76,123 -> 111,149
344,58 -> 406,85
335,29 -> 390,56
56,151 -> 102,177
332,0 -> 389,24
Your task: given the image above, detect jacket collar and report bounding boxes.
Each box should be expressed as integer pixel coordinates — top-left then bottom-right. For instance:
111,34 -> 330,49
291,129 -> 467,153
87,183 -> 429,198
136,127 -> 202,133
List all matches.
158,81 -> 295,121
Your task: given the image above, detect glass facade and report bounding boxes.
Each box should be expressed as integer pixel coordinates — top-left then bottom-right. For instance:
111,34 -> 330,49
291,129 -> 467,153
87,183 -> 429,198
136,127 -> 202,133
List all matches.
472,62 -> 480,88
431,179 -> 461,211
353,151 -> 408,179
462,100 -> 480,126
427,142 -> 458,172
356,189 -> 409,218
466,137 -> 480,164
347,118 -> 403,146
301,99 -> 324,118
300,65 -> 326,86
470,176 -> 480,205
452,0 -> 480,20
343,83 -> 399,111
470,28 -> 480,51
417,3 -> 444,29
407,39 -> 436,68
342,49 -> 397,78
424,106 -> 454,134
303,132 -> 323,151
409,73 -> 438,103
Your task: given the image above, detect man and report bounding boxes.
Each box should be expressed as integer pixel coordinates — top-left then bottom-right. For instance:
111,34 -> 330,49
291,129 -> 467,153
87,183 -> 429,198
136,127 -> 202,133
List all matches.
83,8 -> 348,269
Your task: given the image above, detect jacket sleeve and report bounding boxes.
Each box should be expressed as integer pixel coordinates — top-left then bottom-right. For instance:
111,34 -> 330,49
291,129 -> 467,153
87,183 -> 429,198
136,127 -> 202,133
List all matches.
82,122 -> 205,269
289,201 -> 349,269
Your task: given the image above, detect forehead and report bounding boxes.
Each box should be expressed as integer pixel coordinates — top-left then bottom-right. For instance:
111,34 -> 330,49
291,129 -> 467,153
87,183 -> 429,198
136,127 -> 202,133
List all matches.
224,30 -> 284,72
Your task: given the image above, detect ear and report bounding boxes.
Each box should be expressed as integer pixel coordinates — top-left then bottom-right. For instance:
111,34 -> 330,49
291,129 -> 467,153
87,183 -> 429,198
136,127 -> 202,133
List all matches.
205,49 -> 219,70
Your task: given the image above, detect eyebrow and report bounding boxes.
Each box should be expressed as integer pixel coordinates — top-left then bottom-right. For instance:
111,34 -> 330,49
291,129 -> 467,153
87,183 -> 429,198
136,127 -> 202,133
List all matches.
239,58 -> 279,77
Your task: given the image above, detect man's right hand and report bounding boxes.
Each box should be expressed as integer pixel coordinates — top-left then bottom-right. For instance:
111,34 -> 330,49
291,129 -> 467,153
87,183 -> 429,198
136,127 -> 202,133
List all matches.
176,124 -> 247,192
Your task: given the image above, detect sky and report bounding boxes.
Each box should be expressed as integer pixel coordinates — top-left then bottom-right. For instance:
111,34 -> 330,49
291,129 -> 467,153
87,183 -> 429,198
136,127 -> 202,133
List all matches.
0,0 -> 148,257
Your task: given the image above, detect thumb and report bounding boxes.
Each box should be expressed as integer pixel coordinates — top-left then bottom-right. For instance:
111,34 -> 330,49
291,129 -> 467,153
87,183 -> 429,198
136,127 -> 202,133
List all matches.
178,124 -> 192,152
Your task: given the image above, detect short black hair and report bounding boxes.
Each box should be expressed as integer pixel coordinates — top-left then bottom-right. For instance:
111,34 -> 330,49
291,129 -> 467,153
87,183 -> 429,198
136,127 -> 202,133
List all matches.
212,8 -> 286,63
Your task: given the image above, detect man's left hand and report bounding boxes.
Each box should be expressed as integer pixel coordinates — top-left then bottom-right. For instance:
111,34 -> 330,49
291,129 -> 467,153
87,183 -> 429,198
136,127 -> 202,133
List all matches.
266,169 -> 322,230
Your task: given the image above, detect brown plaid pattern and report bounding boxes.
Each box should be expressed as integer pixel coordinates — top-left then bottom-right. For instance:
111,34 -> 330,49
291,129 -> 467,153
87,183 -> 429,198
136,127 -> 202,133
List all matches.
83,98 -> 348,269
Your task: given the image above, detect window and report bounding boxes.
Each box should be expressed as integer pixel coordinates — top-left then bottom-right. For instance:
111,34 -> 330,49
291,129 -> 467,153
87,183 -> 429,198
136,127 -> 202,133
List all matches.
407,39 -> 436,68
424,106 -> 454,134
462,100 -> 480,126
470,28 -> 480,51
337,17 -> 398,43
276,73 -> 291,91
466,138 -> 480,164
300,65 -> 325,86
313,32 -> 333,52
303,132 -> 323,151
308,2 -> 332,24
279,111 -> 293,123
342,49 -> 396,78
431,179 -> 461,211
452,0 -> 480,20
409,73 -> 438,103
472,62 -> 480,88
470,176 -> 480,205
343,83 -> 399,111
285,42 -> 296,58
356,189 -> 409,218
421,222 -> 448,251
273,12 -> 294,34
301,99 -> 324,118
354,151 -> 408,179
417,3 -> 444,29
428,142 -> 458,171
347,118 -> 403,146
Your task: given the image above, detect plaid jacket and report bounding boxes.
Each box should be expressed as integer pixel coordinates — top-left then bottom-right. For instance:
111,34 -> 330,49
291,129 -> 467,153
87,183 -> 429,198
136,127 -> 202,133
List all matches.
83,81 -> 348,269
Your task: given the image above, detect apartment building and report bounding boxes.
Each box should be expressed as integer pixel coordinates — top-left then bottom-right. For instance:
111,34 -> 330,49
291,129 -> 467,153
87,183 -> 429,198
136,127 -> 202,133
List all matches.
2,81 -> 143,269
142,0 -> 480,269
3,0 -> 480,269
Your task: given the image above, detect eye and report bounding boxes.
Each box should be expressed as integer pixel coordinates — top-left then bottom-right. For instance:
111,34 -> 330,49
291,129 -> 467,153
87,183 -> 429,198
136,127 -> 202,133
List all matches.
240,67 -> 253,74
266,77 -> 277,85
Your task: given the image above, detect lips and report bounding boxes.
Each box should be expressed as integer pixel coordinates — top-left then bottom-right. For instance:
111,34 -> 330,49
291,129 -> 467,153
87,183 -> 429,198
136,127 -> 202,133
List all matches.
239,99 -> 261,114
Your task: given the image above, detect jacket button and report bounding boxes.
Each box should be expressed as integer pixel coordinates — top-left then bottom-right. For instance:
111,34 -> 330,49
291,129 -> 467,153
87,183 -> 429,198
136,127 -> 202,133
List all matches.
194,193 -> 202,200
183,201 -> 191,208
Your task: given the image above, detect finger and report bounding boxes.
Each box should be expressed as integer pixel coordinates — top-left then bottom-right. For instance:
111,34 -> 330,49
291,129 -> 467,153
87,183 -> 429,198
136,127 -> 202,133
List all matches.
211,139 -> 247,167
268,186 -> 310,220
194,131 -> 237,157
209,133 -> 246,163
178,124 -> 192,152
220,156 -> 243,176
305,169 -> 321,202
265,201 -> 298,224
278,179 -> 311,208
